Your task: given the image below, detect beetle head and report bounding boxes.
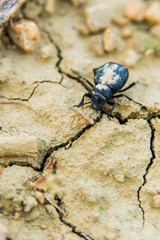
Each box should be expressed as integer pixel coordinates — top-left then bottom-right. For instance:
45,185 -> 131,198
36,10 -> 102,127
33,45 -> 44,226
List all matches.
91,94 -> 105,110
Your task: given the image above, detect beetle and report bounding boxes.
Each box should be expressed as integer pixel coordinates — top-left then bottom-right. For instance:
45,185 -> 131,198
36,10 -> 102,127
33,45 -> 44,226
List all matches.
73,62 -> 136,118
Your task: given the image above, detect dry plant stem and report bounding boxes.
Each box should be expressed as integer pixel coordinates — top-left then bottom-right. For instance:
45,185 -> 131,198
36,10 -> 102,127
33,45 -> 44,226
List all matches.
73,107 -> 94,124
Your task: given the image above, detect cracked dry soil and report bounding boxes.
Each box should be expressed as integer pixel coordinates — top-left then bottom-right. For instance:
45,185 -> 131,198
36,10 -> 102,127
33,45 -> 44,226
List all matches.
1,0 -> 160,239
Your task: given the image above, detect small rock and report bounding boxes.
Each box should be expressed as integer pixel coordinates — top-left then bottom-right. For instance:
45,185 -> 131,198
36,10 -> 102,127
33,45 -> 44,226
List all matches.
124,0 -> 147,22
150,24 -> 160,39
145,1 -> 160,24
89,35 -> 104,56
24,196 -> 38,212
152,195 -> 160,208
23,2 -> 42,19
45,204 -> 56,219
40,224 -> 48,230
40,44 -> 55,59
45,0 -> 55,14
8,19 -> 39,52
121,27 -> 133,38
114,173 -> 125,183
122,49 -> 141,67
103,26 -> 124,52
84,4 -> 111,33
103,26 -> 117,52
69,0 -> 86,7
77,24 -> 89,35
113,17 -> 129,27
35,191 -> 45,204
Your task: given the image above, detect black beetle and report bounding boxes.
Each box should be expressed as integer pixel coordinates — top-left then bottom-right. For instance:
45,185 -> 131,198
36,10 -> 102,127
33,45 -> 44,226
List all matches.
73,62 -> 136,118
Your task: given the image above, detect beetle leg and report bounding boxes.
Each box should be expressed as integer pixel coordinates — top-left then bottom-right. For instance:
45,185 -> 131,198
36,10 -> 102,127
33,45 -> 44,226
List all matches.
112,93 -> 140,105
73,93 -> 92,107
71,69 -> 94,88
107,102 -> 116,120
98,109 -> 104,119
118,82 -> 136,93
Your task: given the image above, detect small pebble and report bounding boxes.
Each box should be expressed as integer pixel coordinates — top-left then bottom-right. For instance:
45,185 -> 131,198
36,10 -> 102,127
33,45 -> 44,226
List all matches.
121,27 -> 133,38
40,44 -> 55,59
113,17 -> 129,27
8,19 -> 39,52
145,1 -> 160,24
40,224 -> 48,230
124,0 -> 147,22
89,35 -> 104,56
23,2 -> 42,19
103,26 -> 120,52
122,49 -> 141,67
45,0 -> 55,14
84,4 -> 111,33
114,173 -> 125,183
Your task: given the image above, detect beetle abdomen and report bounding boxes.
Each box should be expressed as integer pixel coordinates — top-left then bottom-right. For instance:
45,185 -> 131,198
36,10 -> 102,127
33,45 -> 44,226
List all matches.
94,62 -> 129,93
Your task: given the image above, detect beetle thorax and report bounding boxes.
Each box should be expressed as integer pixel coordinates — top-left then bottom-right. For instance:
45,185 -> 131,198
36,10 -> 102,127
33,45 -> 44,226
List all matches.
91,85 -> 112,110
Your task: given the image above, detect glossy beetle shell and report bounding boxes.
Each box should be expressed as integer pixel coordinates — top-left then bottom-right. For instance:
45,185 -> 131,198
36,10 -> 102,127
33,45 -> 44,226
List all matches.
93,62 -> 129,93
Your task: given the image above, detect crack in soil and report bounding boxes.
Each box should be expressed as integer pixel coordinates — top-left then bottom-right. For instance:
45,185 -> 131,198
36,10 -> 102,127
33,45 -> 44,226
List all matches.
1,26 -> 159,236
41,29 -> 63,75
62,71 -> 92,92
137,119 -> 155,227
0,84 -> 39,102
0,80 -> 61,102
113,109 -> 160,125
40,111 -> 103,171
40,29 -> 160,122
45,196 -> 95,240
41,28 -> 93,91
